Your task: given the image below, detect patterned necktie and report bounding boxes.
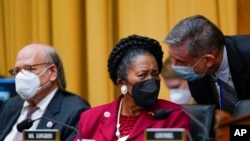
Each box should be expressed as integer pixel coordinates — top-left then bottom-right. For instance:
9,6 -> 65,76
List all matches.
212,75 -> 238,114
13,105 -> 38,141
213,75 -> 224,110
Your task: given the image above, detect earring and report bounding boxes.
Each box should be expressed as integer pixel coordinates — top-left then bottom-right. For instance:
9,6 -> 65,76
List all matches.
120,85 -> 128,95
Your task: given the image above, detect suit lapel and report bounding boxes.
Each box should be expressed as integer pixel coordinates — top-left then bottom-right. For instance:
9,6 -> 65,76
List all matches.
99,96 -> 121,140
100,112 -> 117,140
37,90 -> 62,129
2,97 -> 24,137
98,96 -> 155,140
226,44 -> 248,99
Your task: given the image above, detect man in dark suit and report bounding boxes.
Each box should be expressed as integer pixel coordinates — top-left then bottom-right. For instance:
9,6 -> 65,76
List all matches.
0,43 -> 90,141
163,15 -> 250,115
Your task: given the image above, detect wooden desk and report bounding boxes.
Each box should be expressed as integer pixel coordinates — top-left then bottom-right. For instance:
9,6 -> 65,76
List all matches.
216,114 -> 250,141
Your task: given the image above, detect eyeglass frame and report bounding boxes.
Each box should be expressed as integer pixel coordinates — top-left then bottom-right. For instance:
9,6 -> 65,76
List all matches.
8,63 -> 51,77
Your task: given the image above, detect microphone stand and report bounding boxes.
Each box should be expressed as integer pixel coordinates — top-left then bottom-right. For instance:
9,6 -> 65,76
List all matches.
17,116 -> 83,141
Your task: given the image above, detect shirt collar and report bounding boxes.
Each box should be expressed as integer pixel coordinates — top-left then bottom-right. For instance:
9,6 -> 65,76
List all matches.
22,87 -> 58,113
215,46 -> 229,80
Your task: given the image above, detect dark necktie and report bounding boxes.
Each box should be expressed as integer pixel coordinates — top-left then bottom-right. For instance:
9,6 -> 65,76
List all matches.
13,105 -> 38,141
213,75 -> 238,114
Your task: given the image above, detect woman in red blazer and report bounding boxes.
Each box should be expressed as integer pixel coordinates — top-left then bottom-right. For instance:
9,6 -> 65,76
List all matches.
74,34 -> 190,141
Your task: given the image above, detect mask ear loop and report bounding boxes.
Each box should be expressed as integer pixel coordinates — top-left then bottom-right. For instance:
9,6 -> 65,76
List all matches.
192,56 -> 205,68
120,85 -> 128,95
37,64 -> 52,90
37,64 -> 51,76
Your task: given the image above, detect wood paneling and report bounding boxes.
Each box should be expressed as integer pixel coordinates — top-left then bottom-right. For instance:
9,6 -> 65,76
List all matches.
237,0 -> 250,34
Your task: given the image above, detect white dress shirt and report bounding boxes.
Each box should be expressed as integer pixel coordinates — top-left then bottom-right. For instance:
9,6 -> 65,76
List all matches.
214,46 -> 235,89
4,87 -> 58,141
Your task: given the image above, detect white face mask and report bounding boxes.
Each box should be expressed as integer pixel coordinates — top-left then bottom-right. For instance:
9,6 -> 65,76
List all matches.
15,68 -> 49,100
169,88 -> 192,104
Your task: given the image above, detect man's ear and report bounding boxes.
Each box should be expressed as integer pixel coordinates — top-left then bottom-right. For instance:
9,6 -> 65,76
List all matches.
49,64 -> 57,81
204,54 -> 215,68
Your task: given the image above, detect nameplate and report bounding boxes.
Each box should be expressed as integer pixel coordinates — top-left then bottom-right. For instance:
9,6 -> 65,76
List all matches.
23,129 -> 60,141
145,128 -> 186,141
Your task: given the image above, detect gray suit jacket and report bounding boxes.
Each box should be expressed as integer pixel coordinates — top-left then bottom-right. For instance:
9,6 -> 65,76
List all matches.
0,89 -> 90,141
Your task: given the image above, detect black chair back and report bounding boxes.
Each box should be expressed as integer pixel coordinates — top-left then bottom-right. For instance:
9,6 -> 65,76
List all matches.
233,99 -> 250,117
183,104 -> 216,141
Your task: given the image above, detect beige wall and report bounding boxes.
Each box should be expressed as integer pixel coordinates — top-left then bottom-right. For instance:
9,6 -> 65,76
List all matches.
237,0 -> 250,34
1,0 -> 247,106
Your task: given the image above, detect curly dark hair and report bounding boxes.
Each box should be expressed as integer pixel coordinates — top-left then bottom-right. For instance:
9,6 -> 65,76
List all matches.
108,34 -> 164,85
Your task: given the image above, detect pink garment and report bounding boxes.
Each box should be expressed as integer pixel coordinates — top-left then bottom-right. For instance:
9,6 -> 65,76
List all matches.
74,95 -> 190,141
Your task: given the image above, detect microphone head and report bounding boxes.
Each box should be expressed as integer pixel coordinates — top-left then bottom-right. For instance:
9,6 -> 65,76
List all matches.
17,119 -> 34,132
154,109 -> 171,119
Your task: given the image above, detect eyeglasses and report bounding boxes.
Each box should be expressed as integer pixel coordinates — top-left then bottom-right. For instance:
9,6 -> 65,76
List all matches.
8,63 -> 51,77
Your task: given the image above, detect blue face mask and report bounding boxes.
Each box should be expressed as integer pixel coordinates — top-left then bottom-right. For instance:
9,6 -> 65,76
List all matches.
171,57 -> 207,81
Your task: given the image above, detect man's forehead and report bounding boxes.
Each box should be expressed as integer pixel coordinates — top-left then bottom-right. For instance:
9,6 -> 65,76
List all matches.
168,46 -> 190,59
15,48 -> 44,67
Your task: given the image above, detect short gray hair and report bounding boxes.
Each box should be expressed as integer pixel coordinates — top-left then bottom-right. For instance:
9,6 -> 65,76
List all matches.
164,15 -> 225,57
45,47 -> 66,90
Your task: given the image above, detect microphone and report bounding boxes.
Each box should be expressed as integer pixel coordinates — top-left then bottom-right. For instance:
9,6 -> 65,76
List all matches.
16,116 -> 83,140
153,108 -> 173,119
153,107 -> 213,141
154,108 -> 205,129
17,119 -> 34,132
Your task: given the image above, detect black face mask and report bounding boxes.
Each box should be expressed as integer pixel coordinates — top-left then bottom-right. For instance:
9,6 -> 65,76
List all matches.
131,78 -> 160,108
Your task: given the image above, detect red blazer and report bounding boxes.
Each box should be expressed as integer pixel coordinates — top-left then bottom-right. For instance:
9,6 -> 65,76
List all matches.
74,95 -> 190,141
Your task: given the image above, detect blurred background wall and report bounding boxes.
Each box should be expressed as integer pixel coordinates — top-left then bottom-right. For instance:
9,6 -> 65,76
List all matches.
0,0 -> 249,106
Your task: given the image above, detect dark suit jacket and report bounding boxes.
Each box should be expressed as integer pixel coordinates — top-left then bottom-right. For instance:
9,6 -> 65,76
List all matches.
0,89 -> 90,141
188,35 -> 250,114
0,101 -> 2,109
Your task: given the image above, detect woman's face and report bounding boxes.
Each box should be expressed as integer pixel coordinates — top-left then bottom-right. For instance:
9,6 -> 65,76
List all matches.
126,54 -> 160,95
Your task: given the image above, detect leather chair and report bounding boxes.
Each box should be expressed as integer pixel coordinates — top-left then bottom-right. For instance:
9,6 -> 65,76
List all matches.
182,104 -> 216,141
232,99 -> 250,117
